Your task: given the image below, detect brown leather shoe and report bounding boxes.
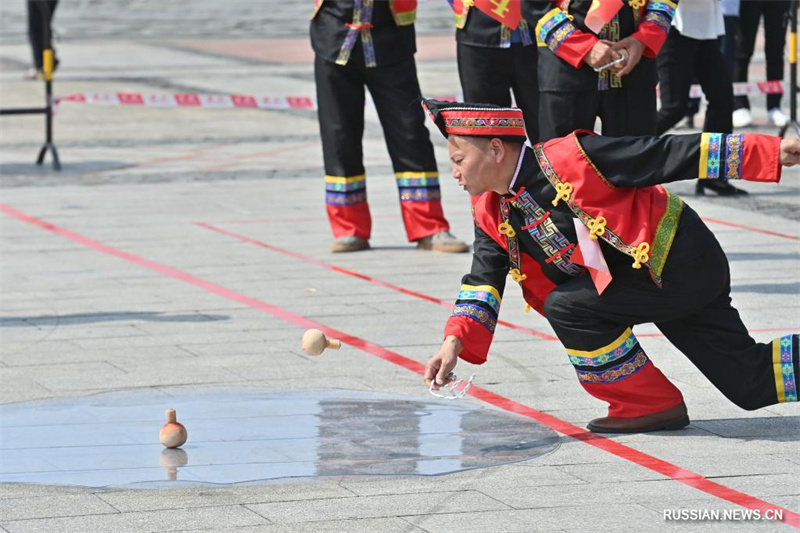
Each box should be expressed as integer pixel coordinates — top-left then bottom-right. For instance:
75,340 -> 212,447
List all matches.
330,236 -> 370,253
587,402 -> 690,434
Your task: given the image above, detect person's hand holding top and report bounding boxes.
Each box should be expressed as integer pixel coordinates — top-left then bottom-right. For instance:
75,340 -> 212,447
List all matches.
780,138 -> 800,167
424,336 -> 462,390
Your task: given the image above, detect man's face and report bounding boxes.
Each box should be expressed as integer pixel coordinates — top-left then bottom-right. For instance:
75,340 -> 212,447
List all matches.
447,136 -> 496,197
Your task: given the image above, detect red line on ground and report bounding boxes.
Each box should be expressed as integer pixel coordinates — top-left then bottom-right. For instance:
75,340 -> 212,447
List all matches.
702,217 -> 800,242
195,222 -> 797,341
194,221 -> 558,341
3,202 -> 798,526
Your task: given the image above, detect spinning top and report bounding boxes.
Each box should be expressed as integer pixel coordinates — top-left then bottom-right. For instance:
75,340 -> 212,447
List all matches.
159,408 -> 188,449
302,329 -> 341,356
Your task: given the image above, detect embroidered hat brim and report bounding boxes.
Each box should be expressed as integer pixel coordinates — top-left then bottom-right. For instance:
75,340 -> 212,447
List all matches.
421,98 -> 527,143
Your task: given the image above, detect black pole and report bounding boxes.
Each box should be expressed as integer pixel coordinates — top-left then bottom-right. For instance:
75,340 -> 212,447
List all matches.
780,0 -> 800,138
34,0 -> 60,170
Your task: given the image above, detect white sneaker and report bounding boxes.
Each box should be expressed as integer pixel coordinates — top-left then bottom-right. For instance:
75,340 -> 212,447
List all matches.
768,108 -> 790,128
732,108 -> 753,128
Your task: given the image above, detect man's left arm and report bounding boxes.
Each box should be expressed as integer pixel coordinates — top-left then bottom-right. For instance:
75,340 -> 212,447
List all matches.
578,133 -> 799,188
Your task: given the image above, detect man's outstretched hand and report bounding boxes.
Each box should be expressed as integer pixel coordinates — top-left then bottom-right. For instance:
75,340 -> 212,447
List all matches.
424,336 -> 462,390
780,138 -> 800,167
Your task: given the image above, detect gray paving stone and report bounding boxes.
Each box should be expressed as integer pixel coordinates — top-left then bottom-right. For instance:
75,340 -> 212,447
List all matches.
403,504 -> 664,532
246,491 -> 509,524
0,493 -> 118,520
0,505 -> 269,533
97,483 -> 357,512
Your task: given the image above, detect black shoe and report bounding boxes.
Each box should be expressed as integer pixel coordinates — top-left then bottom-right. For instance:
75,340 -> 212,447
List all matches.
696,180 -> 748,196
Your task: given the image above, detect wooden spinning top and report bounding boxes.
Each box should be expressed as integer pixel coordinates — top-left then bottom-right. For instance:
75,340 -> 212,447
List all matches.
302,329 -> 341,356
159,408 -> 188,449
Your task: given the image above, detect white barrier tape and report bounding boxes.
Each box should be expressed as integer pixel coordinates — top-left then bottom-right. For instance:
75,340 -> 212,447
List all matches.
55,93 -> 319,110
53,82 -> 784,111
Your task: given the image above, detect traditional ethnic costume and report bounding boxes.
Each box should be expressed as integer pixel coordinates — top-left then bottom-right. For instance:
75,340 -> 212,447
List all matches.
424,99 -> 799,431
450,0 -> 541,141
531,0 -> 678,140
311,0 -> 462,250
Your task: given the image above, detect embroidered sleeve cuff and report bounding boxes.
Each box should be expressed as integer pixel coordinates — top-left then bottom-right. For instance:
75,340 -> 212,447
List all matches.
698,133 -> 781,183
632,23 -> 668,58
444,315 -> 493,365
636,0 -> 676,57
536,8 -> 597,68
741,133 -> 782,183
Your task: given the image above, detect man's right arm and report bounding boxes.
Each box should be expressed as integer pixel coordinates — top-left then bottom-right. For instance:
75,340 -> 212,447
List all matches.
441,224 -> 509,366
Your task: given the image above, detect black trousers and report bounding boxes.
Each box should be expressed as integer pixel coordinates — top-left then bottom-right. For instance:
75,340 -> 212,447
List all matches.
539,86 -> 657,140
27,0 -> 58,70
457,42 -> 540,142
543,206 -> 799,411
657,27 -> 733,135
314,54 -> 437,177
735,0 -> 790,110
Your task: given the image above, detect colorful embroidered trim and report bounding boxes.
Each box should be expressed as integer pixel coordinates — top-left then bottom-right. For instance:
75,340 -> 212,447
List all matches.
536,9 -> 576,52
443,116 -> 526,136
519,19 -> 533,46
335,0 -> 376,67
326,174 -> 367,206
773,335 -> 798,403
451,302 -> 497,334
567,328 -> 637,367
399,188 -> 441,202
500,197 -> 523,279
325,174 -> 367,192
575,350 -> 649,384
596,16 -> 622,91
645,0 -> 677,20
457,284 -> 502,315
500,25 -> 512,48
326,191 -> 367,206
395,171 -> 439,188
649,191 -> 683,278
724,134 -> 744,181
512,190 -> 584,277
642,10 -> 671,34
698,133 -> 723,179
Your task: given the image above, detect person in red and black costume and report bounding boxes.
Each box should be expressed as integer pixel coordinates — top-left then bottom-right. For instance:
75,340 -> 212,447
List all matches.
421,98 -> 800,433
531,0 -> 676,140
311,0 -> 468,253
450,0 -> 541,142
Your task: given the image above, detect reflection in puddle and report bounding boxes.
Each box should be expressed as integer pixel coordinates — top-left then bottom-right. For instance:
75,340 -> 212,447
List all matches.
0,388 -> 560,487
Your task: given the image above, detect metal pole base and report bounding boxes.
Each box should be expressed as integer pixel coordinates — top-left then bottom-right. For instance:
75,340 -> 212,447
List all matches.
36,142 -> 61,171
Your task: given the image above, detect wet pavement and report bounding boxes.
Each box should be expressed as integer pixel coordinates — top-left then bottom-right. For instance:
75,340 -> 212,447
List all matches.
1,388 -> 559,487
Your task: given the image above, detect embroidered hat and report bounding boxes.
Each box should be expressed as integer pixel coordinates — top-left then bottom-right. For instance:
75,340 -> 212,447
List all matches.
421,98 -> 527,143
